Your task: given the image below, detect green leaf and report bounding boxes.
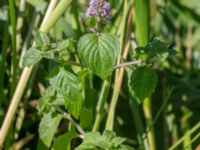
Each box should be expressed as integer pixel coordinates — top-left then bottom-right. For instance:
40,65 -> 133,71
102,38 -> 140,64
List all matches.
36,138 -> 48,150
52,129 -> 78,150
35,31 -> 50,48
22,48 -> 43,67
112,137 -> 127,147
37,87 -> 55,113
102,130 -> 116,142
49,68 -> 83,118
80,108 -> 93,129
136,39 -> 175,57
76,132 -> 102,150
76,131 -> 127,150
129,67 -> 157,103
26,0 -> 47,13
120,145 -> 136,150
39,112 -> 62,148
78,33 -> 119,79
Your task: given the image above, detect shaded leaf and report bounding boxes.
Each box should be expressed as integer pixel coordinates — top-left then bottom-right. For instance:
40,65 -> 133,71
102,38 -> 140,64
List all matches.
52,129 -> 78,150
80,108 -> 93,129
129,67 -> 157,103
36,138 -> 48,150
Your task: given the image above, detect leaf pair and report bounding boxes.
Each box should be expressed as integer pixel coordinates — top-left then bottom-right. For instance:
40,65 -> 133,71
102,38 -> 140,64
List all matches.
23,31 -> 74,67
38,68 -> 83,148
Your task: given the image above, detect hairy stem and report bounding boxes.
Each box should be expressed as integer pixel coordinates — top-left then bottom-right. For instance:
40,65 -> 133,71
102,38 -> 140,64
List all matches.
114,60 -> 141,69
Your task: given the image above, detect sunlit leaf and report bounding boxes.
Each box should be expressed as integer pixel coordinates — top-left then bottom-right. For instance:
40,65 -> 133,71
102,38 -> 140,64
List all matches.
49,68 -> 83,118
22,48 -> 43,67
78,33 -> 119,79
39,112 -> 62,147
76,131 -> 127,150
35,31 -> 50,48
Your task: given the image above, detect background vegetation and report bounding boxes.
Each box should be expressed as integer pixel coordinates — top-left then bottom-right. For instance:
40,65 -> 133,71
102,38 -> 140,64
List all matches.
0,0 -> 200,149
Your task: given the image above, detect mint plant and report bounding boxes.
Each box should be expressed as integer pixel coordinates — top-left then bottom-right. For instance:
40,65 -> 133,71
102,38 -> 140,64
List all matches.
5,0 -> 200,149
0,0 -> 200,150
21,0 -> 174,149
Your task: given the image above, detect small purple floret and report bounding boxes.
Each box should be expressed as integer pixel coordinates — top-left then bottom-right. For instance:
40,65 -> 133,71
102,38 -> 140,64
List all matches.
86,0 -> 112,21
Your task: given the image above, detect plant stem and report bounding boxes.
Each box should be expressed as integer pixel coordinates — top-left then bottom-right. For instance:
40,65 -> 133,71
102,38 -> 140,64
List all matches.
40,0 -> 58,27
0,0 -> 72,147
92,77 -> 111,132
105,0 -> 133,131
9,0 -> 17,96
147,88 -> 173,133
40,0 -> 71,32
169,121 -> 200,150
183,132 -> 200,150
143,98 -> 156,150
135,0 -> 150,46
114,60 -> 141,69
134,0 -> 155,149
129,99 -> 149,150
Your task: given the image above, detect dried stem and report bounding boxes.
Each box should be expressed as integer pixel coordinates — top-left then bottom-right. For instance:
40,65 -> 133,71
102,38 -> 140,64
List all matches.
106,1 -> 133,130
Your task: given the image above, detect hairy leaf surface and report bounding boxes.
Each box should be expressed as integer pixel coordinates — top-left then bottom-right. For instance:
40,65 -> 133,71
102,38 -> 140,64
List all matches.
78,33 -> 119,79
49,68 -> 83,118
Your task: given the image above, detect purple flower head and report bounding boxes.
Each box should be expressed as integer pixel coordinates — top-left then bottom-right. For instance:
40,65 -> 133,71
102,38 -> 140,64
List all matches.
86,0 -> 112,21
